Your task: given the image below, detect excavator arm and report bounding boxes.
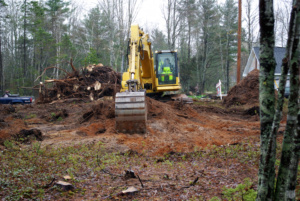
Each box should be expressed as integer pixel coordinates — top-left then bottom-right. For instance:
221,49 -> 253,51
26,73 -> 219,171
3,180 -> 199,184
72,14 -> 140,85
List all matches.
121,24 -> 155,93
115,25 -> 152,134
115,24 -> 184,134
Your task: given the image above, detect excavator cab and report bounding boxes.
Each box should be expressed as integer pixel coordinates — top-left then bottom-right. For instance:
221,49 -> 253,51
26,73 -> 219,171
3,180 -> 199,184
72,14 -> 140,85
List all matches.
155,51 -> 179,86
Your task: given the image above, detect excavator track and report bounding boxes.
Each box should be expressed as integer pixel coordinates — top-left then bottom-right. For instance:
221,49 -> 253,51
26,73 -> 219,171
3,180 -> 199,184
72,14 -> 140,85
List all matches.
115,91 -> 147,134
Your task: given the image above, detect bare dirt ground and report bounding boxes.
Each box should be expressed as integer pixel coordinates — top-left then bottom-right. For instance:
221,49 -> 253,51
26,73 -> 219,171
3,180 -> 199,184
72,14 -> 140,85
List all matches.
2,68 -> 293,200
0,66 -> 261,156
0,98 -> 261,155
0,96 -> 291,200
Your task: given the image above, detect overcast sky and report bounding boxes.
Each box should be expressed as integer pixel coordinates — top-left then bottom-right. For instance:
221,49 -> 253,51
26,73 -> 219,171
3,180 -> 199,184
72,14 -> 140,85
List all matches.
76,0 -> 291,38
77,0 -> 247,30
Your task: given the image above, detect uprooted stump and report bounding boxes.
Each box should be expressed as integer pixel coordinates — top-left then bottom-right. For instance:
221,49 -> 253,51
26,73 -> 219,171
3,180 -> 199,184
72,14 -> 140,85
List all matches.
14,129 -> 43,143
37,64 -> 122,103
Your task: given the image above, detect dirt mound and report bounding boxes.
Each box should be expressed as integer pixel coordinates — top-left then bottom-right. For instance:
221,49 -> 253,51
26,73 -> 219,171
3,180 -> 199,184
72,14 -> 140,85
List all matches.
80,99 -> 115,124
0,105 -> 15,115
115,97 -> 253,156
38,64 -> 122,103
14,129 -> 43,144
0,118 -> 27,145
223,69 -> 259,107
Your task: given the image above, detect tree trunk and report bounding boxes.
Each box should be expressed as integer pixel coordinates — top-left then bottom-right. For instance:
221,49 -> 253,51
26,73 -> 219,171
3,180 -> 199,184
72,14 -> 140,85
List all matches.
187,21 -> 191,63
196,29 -> 200,94
218,32 -> 225,84
275,2 -> 300,199
200,32 -> 208,94
283,35 -> 299,200
226,32 -> 230,93
256,0 -> 276,200
23,0 -> 27,77
0,24 -> 3,92
166,0 -> 171,48
171,0 -> 177,49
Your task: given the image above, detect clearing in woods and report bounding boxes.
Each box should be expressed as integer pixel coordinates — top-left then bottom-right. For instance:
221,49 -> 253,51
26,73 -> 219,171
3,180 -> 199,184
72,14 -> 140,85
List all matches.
0,68 -> 290,200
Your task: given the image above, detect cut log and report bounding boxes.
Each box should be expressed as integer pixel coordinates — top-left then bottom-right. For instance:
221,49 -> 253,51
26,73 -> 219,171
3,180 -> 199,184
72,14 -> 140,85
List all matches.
122,186 -> 138,194
55,181 -> 74,191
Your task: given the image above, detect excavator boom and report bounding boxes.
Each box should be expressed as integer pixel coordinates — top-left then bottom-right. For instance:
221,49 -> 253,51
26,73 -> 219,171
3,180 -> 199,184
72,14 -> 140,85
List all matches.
115,24 -> 182,134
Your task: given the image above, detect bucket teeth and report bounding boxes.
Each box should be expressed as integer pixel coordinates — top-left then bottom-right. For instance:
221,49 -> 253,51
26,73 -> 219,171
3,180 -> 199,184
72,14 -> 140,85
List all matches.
115,91 -> 147,134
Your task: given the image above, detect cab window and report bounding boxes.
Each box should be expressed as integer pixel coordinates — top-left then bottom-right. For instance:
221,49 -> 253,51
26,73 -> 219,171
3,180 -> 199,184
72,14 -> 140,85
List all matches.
156,53 -> 177,85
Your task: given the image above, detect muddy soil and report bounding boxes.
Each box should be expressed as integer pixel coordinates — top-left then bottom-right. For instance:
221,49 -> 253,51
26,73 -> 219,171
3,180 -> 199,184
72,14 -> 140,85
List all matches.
1,97 -> 291,200
0,66 -> 266,155
223,69 -> 259,108
0,96 -> 271,156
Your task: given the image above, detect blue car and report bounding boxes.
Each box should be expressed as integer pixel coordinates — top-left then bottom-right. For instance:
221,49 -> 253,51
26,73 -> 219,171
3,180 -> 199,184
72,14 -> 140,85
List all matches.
0,94 -> 35,104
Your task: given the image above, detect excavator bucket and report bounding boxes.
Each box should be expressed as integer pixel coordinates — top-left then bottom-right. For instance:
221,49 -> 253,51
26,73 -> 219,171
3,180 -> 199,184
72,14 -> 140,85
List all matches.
115,91 -> 147,134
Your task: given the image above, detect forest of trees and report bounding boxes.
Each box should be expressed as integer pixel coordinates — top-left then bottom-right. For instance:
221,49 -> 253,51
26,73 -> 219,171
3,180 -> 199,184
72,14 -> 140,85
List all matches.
0,0 -> 292,96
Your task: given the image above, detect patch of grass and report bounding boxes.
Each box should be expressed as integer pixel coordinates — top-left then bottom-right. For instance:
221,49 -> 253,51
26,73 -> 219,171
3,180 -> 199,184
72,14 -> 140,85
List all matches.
0,138 -> 298,200
57,116 -> 63,121
0,141 -> 130,200
192,142 -> 260,166
3,140 -> 14,149
222,178 -> 257,201
25,113 -> 37,119
188,95 -> 205,100
193,100 -> 224,108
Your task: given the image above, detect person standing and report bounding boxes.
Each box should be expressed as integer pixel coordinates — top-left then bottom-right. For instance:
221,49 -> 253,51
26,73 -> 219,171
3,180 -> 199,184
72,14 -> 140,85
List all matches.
3,90 -> 10,97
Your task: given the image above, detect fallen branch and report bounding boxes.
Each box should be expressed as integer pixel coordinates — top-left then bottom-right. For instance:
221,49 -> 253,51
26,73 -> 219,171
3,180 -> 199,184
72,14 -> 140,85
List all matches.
181,177 -> 199,189
80,111 -> 94,124
20,86 -> 40,90
49,98 -> 87,105
176,113 -> 188,118
69,58 -> 77,72
45,78 -> 77,83
136,173 -> 144,188
43,178 -> 56,189
190,177 -> 199,186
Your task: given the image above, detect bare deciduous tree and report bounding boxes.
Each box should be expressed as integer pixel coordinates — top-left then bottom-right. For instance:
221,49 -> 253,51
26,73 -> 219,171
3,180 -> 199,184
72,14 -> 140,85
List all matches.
163,0 -> 182,50
0,0 -> 5,92
244,0 -> 258,53
257,0 -> 300,200
274,1 -> 292,47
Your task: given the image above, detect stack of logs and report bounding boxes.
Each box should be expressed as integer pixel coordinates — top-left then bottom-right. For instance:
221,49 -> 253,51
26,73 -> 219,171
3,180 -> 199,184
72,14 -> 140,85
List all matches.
38,63 -> 122,103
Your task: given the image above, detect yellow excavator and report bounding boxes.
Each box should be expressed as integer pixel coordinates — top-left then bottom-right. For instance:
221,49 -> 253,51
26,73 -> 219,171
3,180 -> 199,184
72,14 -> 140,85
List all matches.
115,24 -> 182,134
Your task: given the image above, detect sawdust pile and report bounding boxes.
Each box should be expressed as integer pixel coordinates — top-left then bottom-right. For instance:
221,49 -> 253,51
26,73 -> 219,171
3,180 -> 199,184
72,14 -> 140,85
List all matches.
223,69 -> 259,108
38,64 -> 122,103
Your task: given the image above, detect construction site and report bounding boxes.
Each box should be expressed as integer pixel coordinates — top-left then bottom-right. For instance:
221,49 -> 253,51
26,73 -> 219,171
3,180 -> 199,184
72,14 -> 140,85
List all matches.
0,63 -> 289,200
